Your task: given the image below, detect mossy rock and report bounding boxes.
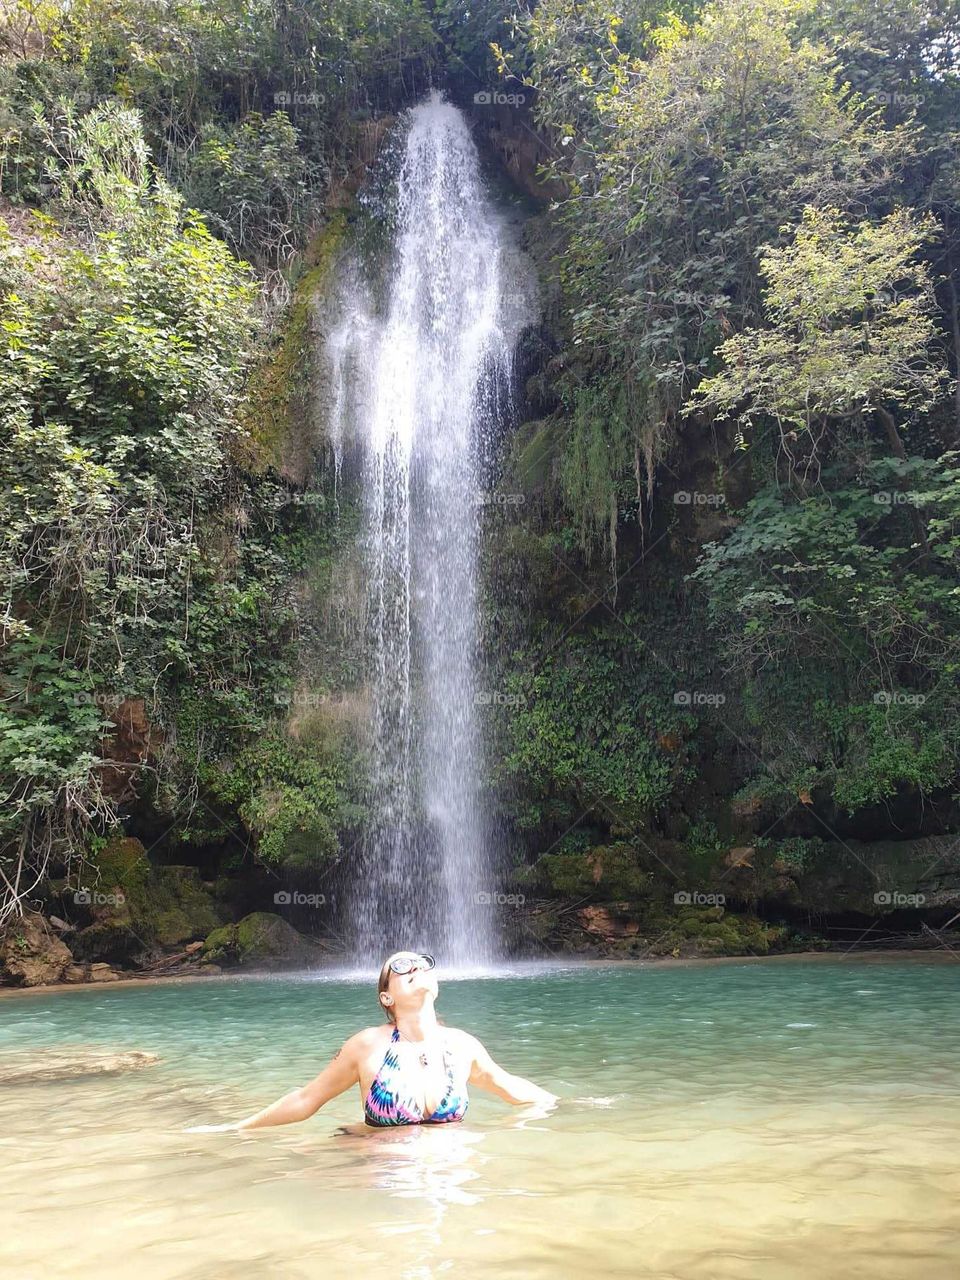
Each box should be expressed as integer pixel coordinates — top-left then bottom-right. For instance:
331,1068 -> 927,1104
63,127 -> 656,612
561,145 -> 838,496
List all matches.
202,924 -> 238,964
72,839 -> 225,963
202,912 -> 317,969
528,843 -> 650,900
95,837 -> 150,894
238,212 -> 348,481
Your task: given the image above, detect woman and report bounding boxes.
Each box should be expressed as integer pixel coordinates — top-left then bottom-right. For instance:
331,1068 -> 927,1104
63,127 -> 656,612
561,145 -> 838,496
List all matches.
196,952 -> 557,1131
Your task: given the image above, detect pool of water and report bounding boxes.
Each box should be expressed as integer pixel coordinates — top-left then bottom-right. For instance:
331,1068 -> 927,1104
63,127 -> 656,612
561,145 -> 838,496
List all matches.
2,955 -> 958,1279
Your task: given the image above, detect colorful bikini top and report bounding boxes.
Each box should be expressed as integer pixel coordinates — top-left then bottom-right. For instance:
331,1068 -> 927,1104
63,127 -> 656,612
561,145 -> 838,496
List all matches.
364,1027 -> 469,1127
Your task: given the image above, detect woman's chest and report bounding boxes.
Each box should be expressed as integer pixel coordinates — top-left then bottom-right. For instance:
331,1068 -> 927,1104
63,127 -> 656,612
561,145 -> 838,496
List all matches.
361,1036 -> 467,1108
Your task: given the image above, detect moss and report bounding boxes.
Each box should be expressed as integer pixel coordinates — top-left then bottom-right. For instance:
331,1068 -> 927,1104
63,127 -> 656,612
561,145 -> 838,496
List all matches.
73,839 -> 224,962
527,843 -> 651,899
146,867 -> 222,946
94,836 -> 150,895
505,418 -> 560,496
238,211 -> 349,481
202,923 -> 238,963
202,912 -> 314,968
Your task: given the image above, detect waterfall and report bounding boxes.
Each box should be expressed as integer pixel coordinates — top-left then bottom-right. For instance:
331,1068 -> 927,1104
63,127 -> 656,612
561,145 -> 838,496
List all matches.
326,93 -> 535,967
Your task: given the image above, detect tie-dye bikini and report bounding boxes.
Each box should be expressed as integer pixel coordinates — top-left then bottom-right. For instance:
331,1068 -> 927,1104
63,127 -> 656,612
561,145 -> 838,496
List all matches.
364,1027 -> 468,1127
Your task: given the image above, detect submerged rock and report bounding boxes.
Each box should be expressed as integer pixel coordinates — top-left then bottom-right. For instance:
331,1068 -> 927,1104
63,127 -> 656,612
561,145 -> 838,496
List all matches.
0,913 -> 73,987
0,1048 -> 160,1084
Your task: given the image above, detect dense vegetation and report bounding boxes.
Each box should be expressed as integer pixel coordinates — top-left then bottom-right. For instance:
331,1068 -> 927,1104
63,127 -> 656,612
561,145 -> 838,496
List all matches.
1,0 -> 958,954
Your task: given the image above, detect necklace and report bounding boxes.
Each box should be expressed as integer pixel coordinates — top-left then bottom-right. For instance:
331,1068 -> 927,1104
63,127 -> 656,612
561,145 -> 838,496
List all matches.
396,1027 -> 441,1068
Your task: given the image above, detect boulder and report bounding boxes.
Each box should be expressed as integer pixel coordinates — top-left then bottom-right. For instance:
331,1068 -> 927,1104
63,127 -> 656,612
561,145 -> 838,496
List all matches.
0,912 -> 73,986
202,911 -> 318,969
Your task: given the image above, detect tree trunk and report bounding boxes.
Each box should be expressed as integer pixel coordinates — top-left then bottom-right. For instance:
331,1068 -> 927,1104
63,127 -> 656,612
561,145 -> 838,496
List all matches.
875,406 -> 930,560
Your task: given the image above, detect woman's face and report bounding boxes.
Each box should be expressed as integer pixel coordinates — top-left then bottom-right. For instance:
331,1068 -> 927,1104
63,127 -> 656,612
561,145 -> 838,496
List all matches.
384,954 -> 439,1013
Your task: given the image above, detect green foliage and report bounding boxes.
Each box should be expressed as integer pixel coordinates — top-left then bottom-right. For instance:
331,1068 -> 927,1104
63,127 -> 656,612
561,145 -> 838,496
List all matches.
0,95 -> 315,917
495,616 -> 696,833
692,456 -> 960,808
183,111 -> 324,277
3,0 -> 960,935
192,725 -> 362,870
755,835 -> 823,872
689,206 -> 952,448
516,0 -> 916,554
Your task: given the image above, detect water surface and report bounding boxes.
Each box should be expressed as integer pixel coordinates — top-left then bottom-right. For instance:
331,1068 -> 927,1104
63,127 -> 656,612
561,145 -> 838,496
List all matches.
2,956 -> 957,1278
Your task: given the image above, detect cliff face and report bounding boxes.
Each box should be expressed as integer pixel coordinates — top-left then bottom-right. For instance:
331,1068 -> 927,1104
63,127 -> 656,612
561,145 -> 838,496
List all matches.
4,88 -> 958,984
282,107 -> 960,958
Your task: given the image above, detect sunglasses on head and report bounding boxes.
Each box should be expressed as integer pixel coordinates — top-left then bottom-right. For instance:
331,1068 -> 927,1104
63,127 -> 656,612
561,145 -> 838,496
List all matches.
388,953 -> 436,975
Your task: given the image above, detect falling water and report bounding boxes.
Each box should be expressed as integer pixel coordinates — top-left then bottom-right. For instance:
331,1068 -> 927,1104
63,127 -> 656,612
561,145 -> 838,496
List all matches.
326,93 -> 535,966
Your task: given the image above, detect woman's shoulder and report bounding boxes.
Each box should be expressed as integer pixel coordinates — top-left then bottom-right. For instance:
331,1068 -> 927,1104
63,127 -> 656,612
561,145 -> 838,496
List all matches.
442,1026 -> 480,1051
341,1024 -> 394,1055
353,1023 -> 394,1042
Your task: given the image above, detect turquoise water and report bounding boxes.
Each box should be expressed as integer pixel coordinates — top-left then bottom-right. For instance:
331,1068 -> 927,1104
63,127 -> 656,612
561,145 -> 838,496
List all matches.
2,955 -> 958,1279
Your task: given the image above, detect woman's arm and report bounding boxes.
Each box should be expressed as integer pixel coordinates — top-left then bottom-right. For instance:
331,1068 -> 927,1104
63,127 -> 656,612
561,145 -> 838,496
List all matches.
187,1034 -> 364,1132
465,1034 -> 558,1107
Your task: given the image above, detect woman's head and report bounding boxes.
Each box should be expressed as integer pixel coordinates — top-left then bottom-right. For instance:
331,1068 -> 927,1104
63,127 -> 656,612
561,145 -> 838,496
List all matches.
377,952 -> 438,1022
